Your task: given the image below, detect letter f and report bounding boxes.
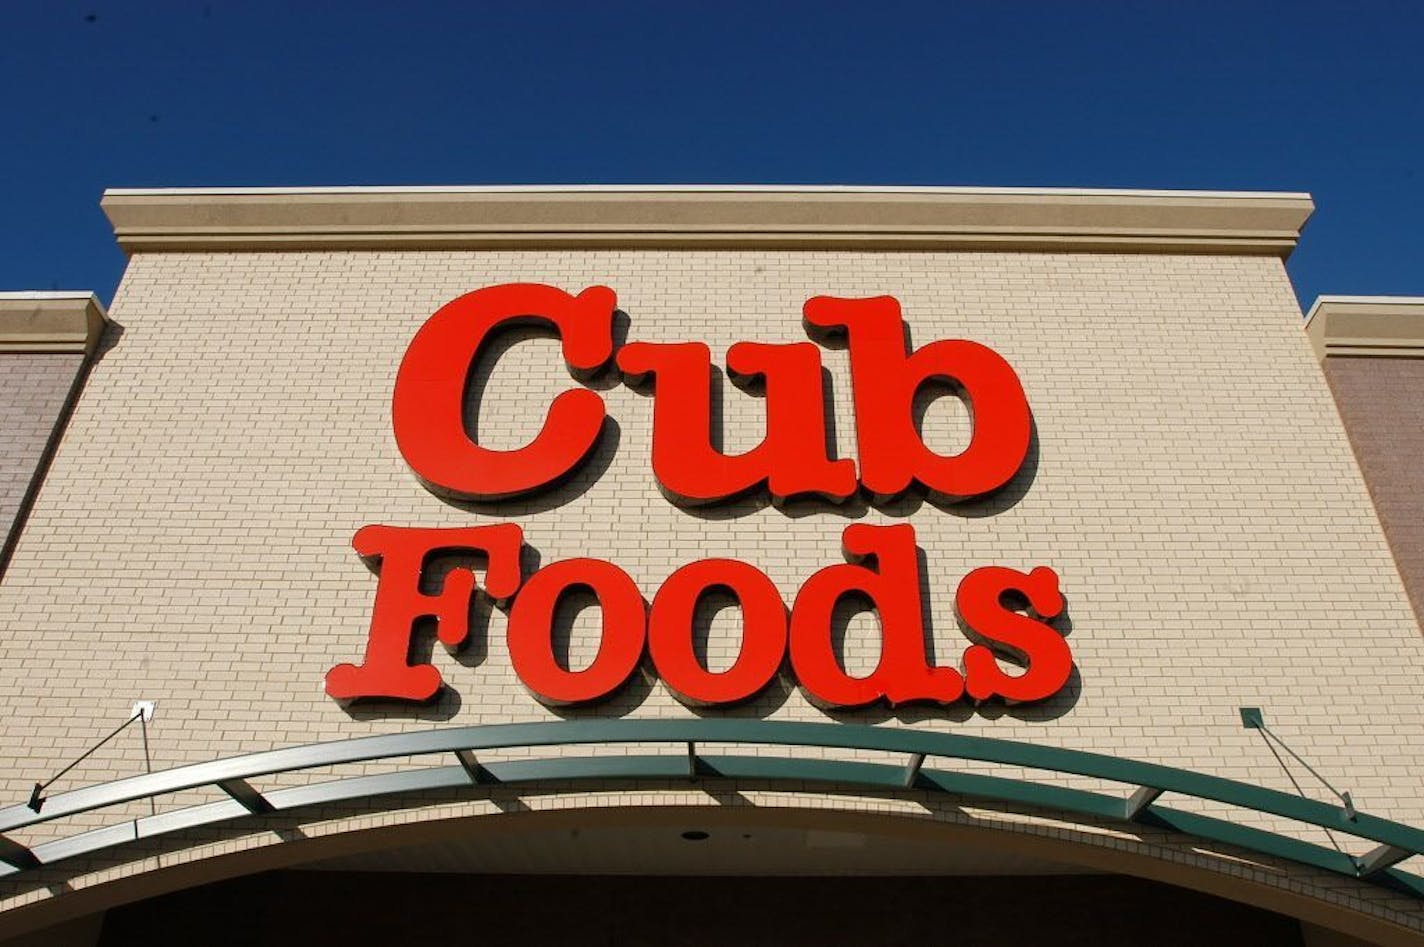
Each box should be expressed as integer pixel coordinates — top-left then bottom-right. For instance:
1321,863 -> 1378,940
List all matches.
325,523 -> 523,702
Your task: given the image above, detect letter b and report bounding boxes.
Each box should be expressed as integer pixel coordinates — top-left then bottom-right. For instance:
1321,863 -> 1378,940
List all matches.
804,295 -> 1031,501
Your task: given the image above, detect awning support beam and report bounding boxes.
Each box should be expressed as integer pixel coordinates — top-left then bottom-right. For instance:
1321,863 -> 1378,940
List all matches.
1125,785 -> 1165,821
1357,843 -> 1412,878
216,778 -> 274,815
455,749 -> 498,784
903,753 -> 926,788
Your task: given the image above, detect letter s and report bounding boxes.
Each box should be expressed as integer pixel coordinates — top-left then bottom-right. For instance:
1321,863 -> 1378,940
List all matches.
957,566 -> 1071,703
392,283 -> 617,500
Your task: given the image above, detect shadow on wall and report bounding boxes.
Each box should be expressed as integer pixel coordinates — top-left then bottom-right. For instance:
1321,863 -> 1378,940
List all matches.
93,319 -> 125,362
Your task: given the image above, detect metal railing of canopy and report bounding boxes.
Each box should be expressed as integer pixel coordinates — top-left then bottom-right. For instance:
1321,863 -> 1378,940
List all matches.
0,719 -> 1419,896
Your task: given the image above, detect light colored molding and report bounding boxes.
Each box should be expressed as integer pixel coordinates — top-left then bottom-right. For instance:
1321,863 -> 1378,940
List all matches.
1304,296 -> 1424,363
100,185 -> 1315,256
103,183 -> 1316,198
0,292 -> 107,354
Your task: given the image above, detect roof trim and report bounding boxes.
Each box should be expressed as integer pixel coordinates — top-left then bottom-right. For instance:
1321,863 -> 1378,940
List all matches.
1305,296 -> 1424,362
0,293 -> 107,355
104,183 -> 1316,199
100,185 -> 1315,256
0,291 -> 101,301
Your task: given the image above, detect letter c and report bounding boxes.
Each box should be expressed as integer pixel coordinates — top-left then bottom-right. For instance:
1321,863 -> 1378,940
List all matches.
392,283 -> 617,500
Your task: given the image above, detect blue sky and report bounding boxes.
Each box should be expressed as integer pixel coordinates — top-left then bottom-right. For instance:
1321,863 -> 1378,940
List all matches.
3,1 -> 1421,307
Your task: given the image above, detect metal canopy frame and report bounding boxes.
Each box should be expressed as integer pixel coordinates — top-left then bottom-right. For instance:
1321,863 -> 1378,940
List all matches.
0,719 -> 1419,896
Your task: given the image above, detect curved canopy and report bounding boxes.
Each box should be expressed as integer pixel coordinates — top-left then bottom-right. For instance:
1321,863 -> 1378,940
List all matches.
0,719 -> 1419,897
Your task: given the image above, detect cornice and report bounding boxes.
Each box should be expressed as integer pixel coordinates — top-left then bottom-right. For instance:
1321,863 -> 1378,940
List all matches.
1304,296 -> 1424,362
0,292 -> 107,355
100,185 -> 1315,256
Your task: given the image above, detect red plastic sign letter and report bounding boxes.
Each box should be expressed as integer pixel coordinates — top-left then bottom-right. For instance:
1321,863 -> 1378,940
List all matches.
392,283 -> 617,500
617,341 -> 855,503
956,565 -> 1070,703
790,524 -> 964,707
804,295 -> 1032,502
325,523 -> 523,702
648,559 -> 787,705
506,559 -> 647,705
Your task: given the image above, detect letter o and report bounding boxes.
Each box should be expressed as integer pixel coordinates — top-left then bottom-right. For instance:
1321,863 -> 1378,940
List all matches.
649,559 -> 787,705
507,559 -> 646,704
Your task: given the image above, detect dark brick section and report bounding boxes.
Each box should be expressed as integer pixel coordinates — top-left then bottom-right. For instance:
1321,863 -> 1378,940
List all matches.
95,871 -> 1304,946
0,353 -> 86,571
1326,356 -> 1424,628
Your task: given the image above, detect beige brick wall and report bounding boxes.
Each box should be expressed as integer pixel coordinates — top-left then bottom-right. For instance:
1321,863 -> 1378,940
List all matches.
1,248 -> 1422,934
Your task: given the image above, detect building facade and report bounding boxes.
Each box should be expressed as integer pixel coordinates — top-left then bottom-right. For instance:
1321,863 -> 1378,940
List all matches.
0,187 -> 1421,945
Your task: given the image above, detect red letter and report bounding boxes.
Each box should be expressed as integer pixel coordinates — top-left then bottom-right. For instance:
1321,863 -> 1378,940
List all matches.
392,283 -> 617,500
649,559 -> 787,705
617,340 -> 855,503
789,524 -> 963,707
507,559 -> 646,705
325,523 -> 523,702
957,566 -> 1070,703
803,295 -> 1031,502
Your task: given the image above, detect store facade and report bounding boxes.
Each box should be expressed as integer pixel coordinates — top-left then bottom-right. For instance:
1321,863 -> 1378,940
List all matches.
0,186 -> 1422,945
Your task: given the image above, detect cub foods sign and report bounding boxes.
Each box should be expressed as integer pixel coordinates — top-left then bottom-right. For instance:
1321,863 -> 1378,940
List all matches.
326,284 -> 1070,710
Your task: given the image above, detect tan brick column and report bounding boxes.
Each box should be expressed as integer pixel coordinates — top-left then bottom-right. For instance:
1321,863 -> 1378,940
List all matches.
0,292 -> 107,575
1306,296 -> 1424,628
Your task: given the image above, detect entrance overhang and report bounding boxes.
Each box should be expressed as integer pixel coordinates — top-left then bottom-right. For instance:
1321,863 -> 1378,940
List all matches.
0,720 -> 1419,943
